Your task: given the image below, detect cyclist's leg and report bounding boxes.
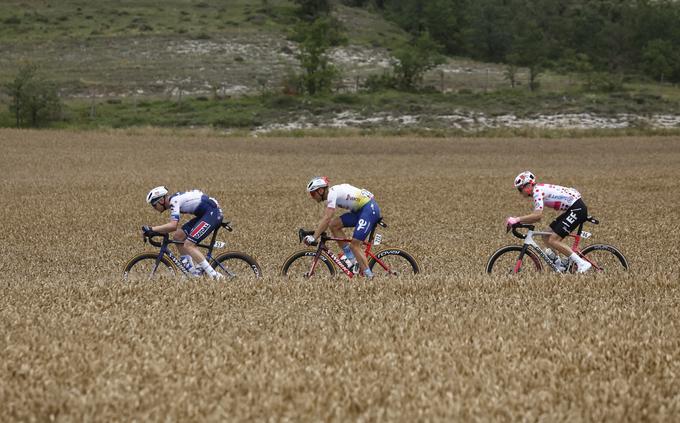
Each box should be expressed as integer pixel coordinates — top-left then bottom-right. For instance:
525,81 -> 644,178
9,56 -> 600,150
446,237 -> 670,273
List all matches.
329,215 -> 350,247
548,200 -> 590,271
349,200 -> 381,276
542,231 -> 572,257
335,212 -> 358,261
184,208 -> 223,278
177,217 -> 198,272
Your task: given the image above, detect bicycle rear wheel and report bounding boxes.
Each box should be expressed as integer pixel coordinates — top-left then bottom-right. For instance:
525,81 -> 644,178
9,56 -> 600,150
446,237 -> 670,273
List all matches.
368,249 -> 420,277
281,250 -> 335,279
579,244 -> 629,273
211,252 -> 262,279
123,253 -> 177,281
486,246 -> 543,274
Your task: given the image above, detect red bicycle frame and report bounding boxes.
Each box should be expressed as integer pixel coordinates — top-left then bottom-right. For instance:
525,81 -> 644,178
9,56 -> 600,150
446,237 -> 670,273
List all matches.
303,232 -> 393,278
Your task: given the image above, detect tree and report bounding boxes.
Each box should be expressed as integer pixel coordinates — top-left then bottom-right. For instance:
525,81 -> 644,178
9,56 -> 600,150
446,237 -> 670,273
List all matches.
642,39 -> 677,83
4,63 -> 62,128
506,4 -> 551,92
422,0 -> 468,55
556,49 -> 593,86
294,18 -> 345,95
503,56 -> 520,88
463,0 -> 513,62
294,0 -> 332,19
391,32 -> 445,90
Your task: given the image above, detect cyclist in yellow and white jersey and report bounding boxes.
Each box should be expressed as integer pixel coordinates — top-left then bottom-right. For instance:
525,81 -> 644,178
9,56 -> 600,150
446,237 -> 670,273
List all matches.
506,171 -> 592,273
304,177 -> 382,278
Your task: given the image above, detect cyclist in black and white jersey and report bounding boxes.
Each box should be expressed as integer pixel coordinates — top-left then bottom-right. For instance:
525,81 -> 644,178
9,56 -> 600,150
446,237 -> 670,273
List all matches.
143,186 -> 224,279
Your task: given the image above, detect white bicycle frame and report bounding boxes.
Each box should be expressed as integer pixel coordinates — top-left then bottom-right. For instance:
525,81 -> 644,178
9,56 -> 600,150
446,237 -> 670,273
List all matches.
520,228 -> 592,272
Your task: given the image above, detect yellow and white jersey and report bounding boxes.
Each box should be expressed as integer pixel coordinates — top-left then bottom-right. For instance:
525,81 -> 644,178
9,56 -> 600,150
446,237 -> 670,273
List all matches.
326,184 -> 374,212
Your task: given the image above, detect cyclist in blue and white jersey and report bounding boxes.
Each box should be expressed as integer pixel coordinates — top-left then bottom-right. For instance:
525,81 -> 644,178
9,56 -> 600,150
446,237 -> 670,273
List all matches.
143,186 -> 224,279
304,176 -> 382,279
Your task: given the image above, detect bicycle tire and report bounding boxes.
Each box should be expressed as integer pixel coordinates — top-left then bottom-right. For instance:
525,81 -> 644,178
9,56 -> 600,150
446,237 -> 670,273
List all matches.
579,244 -> 629,272
280,250 -> 336,278
211,252 -> 263,279
123,253 -> 177,281
486,245 -> 543,274
368,249 -> 420,277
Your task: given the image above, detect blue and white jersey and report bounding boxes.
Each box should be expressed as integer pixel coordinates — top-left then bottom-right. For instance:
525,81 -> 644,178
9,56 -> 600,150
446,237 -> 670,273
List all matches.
168,190 -> 221,221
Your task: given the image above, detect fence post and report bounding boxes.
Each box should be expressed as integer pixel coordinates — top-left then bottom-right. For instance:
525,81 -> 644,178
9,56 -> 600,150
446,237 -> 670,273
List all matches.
90,89 -> 96,118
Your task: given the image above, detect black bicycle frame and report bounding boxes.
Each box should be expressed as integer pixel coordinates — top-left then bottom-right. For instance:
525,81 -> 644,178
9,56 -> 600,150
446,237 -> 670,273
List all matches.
146,221 -> 233,276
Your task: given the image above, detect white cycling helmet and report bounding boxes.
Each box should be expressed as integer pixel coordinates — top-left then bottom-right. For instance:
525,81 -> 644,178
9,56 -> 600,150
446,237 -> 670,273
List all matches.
514,171 -> 535,188
306,176 -> 329,192
146,186 -> 168,205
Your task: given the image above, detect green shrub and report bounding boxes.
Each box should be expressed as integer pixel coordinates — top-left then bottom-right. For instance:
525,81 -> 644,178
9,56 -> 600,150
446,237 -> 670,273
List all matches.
3,63 -> 62,128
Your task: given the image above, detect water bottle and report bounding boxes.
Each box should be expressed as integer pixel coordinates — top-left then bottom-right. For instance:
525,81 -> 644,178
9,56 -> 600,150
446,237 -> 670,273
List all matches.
339,253 -> 353,270
559,257 -> 570,271
545,248 -> 560,266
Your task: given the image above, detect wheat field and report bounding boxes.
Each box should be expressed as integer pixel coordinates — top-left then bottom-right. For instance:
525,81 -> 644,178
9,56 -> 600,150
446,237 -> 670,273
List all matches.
1,129 -> 679,421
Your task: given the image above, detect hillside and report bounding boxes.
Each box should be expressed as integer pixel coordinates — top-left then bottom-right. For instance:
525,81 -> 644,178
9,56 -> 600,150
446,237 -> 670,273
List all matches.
1,0 -> 680,132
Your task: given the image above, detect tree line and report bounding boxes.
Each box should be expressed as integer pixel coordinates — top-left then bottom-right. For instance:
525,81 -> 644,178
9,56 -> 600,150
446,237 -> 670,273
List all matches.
342,0 -> 680,84
4,0 -> 680,127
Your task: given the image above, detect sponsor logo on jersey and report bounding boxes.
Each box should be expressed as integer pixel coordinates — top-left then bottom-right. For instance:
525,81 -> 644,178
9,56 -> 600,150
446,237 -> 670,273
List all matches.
190,221 -> 211,239
565,211 -> 578,224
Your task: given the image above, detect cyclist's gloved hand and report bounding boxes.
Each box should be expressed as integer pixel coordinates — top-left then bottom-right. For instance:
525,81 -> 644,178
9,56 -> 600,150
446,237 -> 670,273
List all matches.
505,217 -> 520,228
302,235 -> 315,246
142,225 -> 153,236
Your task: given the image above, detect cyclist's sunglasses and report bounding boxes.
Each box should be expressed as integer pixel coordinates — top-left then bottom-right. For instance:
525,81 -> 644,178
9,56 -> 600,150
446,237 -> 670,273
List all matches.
151,197 -> 163,206
517,184 -> 528,193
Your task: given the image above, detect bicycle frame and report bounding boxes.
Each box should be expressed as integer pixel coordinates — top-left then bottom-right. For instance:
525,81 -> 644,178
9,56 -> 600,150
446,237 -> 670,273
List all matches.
145,222 -> 236,277
301,224 -> 393,278
511,218 -> 601,273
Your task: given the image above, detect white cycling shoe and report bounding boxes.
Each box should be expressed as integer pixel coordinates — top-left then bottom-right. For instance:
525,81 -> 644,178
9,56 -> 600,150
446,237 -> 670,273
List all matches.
576,261 -> 592,273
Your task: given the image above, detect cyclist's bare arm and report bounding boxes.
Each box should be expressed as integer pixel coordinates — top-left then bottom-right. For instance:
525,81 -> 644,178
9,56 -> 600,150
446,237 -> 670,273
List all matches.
312,207 -> 335,240
151,220 -> 179,234
517,210 -> 543,224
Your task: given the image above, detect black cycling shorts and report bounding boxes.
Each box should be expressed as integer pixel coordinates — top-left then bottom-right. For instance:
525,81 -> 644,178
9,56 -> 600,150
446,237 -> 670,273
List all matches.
549,198 -> 588,238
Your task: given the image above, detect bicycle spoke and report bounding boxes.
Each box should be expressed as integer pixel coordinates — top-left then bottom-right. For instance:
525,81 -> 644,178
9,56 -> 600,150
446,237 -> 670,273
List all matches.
281,251 -> 335,279
213,255 -> 261,279
369,249 -> 419,278
580,247 -> 628,273
487,246 -> 542,274
123,256 -> 176,281
371,256 -> 415,277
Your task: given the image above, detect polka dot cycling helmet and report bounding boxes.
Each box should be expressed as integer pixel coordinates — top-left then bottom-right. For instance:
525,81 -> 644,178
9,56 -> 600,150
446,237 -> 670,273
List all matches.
514,171 -> 535,188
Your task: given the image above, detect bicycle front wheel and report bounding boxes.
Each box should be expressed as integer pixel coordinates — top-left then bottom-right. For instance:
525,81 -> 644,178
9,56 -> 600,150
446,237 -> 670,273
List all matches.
281,250 -> 335,279
579,244 -> 629,273
486,246 -> 543,274
368,249 -> 420,277
212,252 -> 262,279
123,253 -> 177,281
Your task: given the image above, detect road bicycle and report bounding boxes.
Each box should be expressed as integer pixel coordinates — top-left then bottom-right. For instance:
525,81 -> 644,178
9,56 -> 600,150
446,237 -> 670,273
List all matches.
486,215 -> 628,274
123,221 -> 262,280
280,219 -> 419,279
